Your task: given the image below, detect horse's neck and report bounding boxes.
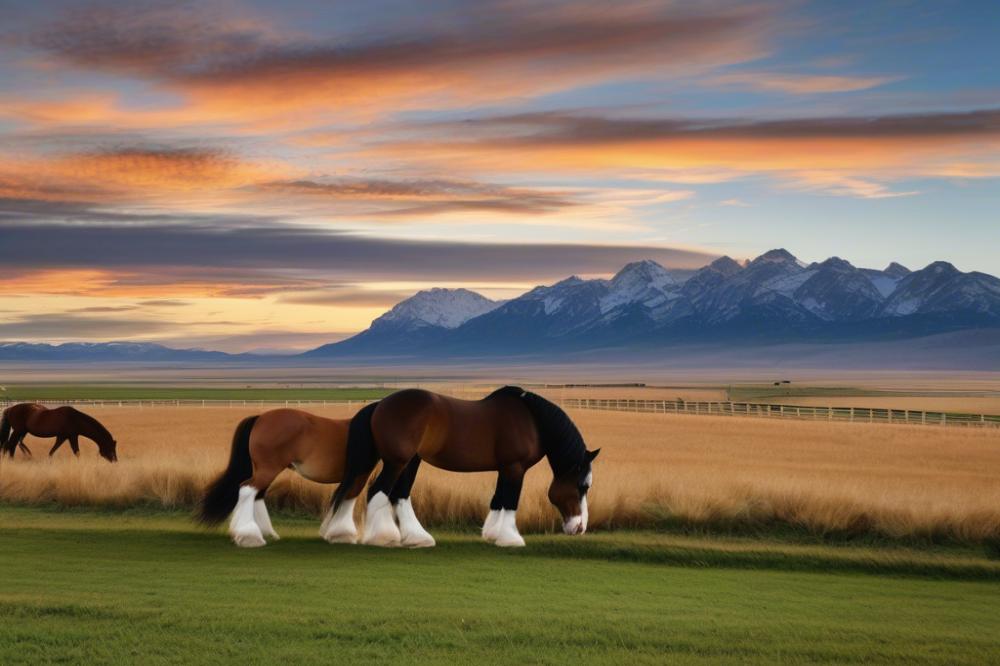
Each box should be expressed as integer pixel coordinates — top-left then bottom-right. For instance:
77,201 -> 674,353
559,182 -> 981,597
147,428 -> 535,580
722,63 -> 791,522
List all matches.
74,413 -> 108,443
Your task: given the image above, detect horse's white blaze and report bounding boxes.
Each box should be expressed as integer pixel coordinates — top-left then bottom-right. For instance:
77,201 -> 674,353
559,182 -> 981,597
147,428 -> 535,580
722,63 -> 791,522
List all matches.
481,509 -> 502,542
395,498 -> 436,548
362,492 -> 401,547
494,509 -> 525,547
584,470 -> 593,487
230,485 -> 266,548
321,497 -> 358,544
253,498 -> 280,540
580,495 -> 589,533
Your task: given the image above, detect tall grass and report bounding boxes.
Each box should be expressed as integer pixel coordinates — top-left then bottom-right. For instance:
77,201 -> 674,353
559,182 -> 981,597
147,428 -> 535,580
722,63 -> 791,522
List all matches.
1,404 -> 998,543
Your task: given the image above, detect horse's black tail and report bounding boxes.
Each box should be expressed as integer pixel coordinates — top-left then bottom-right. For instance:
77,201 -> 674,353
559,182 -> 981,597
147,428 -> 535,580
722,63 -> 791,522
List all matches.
0,410 -> 11,457
197,415 -> 258,525
331,401 -> 381,512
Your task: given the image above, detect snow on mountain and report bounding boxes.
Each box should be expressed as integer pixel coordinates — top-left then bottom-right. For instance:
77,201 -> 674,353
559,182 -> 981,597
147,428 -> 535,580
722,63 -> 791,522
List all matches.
372,288 -> 500,330
307,250 -> 1000,357
600,260 -> 681,316
881,262 -> 1000,318
795,257 -> 883,321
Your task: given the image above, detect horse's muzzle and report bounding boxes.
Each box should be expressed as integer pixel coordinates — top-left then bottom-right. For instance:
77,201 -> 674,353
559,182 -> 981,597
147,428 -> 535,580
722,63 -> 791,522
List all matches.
563,515 -> 585,535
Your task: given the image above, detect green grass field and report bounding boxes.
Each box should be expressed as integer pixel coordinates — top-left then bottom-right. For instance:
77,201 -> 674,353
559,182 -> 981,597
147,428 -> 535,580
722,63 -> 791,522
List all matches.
2,507 -> 998,664
0,385 -> 393,402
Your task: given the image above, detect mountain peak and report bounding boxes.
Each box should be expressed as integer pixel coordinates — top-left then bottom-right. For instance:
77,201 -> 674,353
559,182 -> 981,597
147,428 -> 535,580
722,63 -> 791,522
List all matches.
375,288 -> 499,330
708,256 -> 743,276
751,248 -> 798,265
924,261 -> 959,276
818,256 -> 855,271
612,259 -> 673,284
884,262 -> 911,278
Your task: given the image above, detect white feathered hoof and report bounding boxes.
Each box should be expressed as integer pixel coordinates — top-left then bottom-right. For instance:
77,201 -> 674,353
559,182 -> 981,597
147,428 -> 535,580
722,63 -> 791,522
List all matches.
253,500 -> 280,541
321,498 -> 358,544
493,509 -> 526,548
396,499 -> 436,548
481,509 -> 501,542
231,524 -> 266,548
362,492 -> 401,547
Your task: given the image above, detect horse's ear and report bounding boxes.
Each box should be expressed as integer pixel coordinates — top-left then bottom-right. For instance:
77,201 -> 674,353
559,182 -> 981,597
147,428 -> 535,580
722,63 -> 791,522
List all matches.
586,448 -> 601,462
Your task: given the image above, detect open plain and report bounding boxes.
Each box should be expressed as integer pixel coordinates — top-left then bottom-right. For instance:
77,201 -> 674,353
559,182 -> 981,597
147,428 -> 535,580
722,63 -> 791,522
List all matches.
2,401 -> 999,543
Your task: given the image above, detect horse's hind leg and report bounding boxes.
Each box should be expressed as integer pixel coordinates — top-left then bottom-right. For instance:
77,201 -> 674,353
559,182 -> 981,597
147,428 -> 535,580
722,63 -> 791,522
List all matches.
17,435 -> 32,458
229,467 -> 281,548
69,435 -> 80,457
362,461 -> 405,547
390,456 -> 434,548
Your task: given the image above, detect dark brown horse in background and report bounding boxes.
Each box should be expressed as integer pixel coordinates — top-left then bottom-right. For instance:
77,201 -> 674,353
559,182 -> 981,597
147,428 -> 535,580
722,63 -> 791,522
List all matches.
336,386 -> 599,548
0,403 -> 117,462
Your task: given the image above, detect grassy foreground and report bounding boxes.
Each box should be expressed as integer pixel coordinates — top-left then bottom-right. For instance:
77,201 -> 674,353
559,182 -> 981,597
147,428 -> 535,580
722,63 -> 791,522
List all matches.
1,507 -> 998,664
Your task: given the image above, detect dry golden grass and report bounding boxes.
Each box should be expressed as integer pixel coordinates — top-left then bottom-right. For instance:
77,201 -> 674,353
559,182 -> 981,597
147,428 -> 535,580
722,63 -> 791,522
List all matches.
2,404 -> 999,543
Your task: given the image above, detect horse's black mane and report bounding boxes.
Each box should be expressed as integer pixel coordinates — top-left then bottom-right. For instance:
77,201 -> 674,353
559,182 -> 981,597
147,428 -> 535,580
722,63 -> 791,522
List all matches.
486,386 -> 586,474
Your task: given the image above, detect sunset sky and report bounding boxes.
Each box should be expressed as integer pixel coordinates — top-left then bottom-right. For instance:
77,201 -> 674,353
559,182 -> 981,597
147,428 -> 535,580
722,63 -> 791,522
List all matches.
1,1 -> 998,352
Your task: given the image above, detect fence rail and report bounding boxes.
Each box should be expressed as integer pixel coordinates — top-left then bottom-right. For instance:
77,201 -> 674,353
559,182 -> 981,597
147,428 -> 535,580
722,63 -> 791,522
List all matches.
4,396 -> 999,429
561,398 -> 1000,428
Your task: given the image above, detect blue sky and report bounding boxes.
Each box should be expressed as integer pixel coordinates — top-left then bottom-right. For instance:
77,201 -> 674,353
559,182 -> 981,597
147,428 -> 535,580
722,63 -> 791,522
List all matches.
0,0 -> 997,350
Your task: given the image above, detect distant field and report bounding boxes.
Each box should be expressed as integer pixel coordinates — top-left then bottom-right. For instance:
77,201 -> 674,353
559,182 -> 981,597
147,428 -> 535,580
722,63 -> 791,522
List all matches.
767,395 -> 1000,415
1,507 -> 997,665
3,404 -> 998,544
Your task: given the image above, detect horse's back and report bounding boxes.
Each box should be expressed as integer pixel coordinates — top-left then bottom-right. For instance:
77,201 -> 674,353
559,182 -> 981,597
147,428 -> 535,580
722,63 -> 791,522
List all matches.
372,389 -> 540,472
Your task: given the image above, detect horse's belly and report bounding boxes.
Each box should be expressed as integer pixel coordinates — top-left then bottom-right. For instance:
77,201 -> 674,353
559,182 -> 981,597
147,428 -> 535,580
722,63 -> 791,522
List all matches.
291,451 -> 344,484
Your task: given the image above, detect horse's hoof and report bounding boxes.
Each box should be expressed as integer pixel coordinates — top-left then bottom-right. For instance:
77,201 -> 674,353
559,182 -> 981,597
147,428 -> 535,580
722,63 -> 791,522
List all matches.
401,533 -> 436,548
495,533 -> 526,547
232,528 -> 266,548
323,530 -> 358,545
362,533 -> 401,547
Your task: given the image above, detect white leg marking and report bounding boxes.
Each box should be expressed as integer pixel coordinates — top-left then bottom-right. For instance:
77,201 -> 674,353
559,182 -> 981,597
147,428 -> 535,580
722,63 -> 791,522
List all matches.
361,491 -> 401,547
254,498 -> 280,540
481,509 -> 502,542
395,498 -> 435,548
494,509 -> 525,548
229,486 -> 266,548
321,497 -> 359,544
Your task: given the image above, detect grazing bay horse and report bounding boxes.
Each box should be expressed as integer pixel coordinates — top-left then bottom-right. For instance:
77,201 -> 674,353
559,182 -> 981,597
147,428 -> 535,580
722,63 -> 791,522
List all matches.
336,386 -> 599,548
198,409 -> 368,548
0,403 -> 117,462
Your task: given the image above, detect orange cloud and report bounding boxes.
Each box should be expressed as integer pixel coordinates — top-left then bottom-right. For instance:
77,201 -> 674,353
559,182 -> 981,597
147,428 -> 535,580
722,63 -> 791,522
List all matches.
374,109 -> 1000,197
14,3 -> 771,128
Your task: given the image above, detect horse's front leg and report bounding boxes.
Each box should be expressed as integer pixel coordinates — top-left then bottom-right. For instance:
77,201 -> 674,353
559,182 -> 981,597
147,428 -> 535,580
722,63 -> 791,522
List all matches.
390,456 -> 434,548
490,469 -> 526,548
362,461 -> 405,547
49,438 -> 66,457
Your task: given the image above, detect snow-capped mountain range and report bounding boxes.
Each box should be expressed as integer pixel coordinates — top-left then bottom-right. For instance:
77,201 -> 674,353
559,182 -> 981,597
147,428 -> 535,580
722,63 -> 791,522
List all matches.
308,249 -> 1000,357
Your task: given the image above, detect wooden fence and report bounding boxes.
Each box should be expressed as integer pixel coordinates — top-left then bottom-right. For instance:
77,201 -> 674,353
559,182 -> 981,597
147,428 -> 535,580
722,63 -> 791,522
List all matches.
5,396 -> 999,429
561,398 -> 1000,428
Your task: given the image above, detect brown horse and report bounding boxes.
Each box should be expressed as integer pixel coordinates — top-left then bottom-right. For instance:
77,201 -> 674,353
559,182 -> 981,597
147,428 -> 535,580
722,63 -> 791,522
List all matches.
0,403 -> 117,462
197,408 -> 373,548
336,386 -> 599,548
